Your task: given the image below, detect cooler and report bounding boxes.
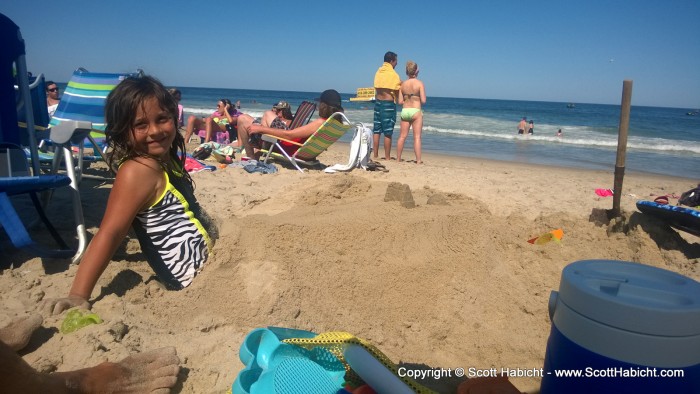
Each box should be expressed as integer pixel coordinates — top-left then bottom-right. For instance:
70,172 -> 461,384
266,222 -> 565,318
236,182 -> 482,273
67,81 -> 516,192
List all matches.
541,259 -> 700,393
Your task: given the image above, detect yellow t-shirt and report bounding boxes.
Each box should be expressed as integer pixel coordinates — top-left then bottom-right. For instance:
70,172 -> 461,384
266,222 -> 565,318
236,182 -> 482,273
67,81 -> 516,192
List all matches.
374,62 -> 401,91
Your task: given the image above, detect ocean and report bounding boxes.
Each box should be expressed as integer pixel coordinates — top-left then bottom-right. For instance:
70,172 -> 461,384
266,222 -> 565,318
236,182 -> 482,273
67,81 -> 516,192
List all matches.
178,87 -> 699,179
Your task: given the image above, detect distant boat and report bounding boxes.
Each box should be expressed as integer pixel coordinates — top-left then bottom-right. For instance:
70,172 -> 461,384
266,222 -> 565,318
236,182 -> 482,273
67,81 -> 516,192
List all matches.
686,110 -> 698,116
349,87 -> 375,102
566,103 -> 576,109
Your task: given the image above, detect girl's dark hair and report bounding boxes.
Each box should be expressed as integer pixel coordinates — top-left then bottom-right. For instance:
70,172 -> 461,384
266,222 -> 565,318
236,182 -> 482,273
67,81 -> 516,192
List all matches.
318,102 -> 344,120
220,98 -> 237,115
104,74 -> 192,186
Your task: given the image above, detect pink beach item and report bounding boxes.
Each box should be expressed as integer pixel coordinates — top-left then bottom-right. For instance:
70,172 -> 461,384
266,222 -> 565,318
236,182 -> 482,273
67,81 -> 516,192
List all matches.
195,129 -> 230,144
595,188 -> 614,197
184,156 -> 216,173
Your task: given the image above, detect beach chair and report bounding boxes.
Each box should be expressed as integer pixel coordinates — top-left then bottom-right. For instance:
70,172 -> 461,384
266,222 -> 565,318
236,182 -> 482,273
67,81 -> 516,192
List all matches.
288,100 -> 316,129
48,68 -> 141,183
0,13 -> 85,261
0,144 -> 77,259
260,112 -> 352,172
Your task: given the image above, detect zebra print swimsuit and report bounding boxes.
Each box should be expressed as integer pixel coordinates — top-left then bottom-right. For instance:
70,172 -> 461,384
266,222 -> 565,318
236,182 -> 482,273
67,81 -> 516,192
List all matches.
131,169 -> 213,289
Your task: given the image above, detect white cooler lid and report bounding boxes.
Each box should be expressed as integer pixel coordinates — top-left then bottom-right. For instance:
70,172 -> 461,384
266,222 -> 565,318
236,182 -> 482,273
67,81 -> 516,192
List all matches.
558,259 -> 700,336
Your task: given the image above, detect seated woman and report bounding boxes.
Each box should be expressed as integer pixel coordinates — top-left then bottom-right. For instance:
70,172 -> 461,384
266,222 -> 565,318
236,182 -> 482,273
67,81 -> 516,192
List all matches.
246,90 -> 343,158
236,100 -> 294,158
184,98 -> 241,144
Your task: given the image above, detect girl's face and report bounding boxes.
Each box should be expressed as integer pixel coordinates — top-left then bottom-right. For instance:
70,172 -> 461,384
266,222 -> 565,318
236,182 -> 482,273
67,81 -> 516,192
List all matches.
130,97 -> 176,160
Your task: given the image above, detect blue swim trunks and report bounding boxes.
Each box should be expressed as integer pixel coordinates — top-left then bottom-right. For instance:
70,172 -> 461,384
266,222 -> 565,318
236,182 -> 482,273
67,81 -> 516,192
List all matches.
373,100 -> 396,136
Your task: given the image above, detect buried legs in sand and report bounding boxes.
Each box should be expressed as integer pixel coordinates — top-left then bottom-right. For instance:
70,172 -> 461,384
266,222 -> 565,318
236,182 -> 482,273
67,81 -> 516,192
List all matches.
0,314 -> 180,393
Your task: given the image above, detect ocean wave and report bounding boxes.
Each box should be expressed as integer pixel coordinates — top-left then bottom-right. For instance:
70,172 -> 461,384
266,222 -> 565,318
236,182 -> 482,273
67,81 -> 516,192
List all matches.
422,125 -> 700,154
183,106 -> 266,119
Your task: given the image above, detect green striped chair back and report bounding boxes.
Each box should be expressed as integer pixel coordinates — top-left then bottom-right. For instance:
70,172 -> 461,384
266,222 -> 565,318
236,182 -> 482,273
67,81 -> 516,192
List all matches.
295,113 -> 351,161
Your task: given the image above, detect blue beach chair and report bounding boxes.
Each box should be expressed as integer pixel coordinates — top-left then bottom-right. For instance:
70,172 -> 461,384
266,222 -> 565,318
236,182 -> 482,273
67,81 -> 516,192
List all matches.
48,68 -> 141,183
0,12 -> 85,261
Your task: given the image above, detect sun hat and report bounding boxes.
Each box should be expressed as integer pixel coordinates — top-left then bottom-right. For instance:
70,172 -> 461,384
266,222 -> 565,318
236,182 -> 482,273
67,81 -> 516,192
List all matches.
319,89 -> 342,108
272,100 -> 290,110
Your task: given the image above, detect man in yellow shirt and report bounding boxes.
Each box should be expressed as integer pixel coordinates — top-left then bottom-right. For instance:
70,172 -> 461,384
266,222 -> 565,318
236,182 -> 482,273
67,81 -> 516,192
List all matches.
373,51 -> 401,160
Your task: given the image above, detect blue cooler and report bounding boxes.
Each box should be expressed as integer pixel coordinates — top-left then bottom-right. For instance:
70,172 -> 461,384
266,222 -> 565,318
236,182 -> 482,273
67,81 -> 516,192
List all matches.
541,259 -> 700,394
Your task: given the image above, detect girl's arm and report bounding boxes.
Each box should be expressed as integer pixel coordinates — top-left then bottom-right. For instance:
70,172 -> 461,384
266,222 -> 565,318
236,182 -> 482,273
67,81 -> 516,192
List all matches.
223,105 -> 239,125
249,118 -> 323,140
420,81 -> 427,105
44,159 -> 163,314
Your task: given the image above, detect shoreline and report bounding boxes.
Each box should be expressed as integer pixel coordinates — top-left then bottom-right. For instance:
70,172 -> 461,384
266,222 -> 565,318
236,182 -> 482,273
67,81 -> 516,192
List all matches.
2,141 -> 698,393
333,140 -> 698,182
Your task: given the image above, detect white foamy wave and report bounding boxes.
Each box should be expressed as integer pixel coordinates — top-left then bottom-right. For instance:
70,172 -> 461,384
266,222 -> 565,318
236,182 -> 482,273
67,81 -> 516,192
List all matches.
422,125 -> 700,154
183,106 -> 268,121
183,106 -> 212,117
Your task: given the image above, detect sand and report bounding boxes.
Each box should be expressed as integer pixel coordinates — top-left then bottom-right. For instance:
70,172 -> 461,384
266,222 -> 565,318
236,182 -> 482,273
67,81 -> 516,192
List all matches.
1,142 -> 698,393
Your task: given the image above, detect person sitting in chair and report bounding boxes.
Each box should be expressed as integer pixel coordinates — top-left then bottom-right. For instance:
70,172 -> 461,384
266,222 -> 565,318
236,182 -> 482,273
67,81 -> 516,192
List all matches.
46,80 -> 60,118
245,90 -> 344,159
235,100 -> 295,158
184,98 -> 241,145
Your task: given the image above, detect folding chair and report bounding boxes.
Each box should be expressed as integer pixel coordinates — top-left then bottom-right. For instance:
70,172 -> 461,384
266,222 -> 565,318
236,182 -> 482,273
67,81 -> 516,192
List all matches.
288,100 -> 316,129
261,113 -> 352,173
48,68 -> 141,183
0,12 -> 85,262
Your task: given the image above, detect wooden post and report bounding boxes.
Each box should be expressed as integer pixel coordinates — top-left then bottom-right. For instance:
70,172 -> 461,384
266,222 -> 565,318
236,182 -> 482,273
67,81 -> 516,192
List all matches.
611,80 -> 633,218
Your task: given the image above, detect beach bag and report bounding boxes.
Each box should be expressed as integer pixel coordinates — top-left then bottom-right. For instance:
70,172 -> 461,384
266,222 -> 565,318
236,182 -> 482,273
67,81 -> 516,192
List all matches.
192,144 -> 212,160
193,142 -> 235,164
679,185 -> 700,207
323,123 -> 373,173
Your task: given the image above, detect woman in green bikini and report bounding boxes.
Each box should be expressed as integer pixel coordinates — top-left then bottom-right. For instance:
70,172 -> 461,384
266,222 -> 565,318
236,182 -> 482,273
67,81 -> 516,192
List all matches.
397,60 -> 426,163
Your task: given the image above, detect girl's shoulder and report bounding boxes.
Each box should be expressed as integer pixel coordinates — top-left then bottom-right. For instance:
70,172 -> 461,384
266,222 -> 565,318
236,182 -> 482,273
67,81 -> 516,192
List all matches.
118,157 -> 165,179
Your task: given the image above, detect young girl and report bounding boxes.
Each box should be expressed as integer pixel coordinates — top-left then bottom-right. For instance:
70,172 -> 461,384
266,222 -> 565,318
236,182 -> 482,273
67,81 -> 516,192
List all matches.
44,75 -> 216,315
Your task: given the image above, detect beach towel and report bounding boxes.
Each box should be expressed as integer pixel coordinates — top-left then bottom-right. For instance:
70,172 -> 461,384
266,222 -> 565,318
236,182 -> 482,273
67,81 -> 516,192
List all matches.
324,123 -> 372,173
184,156 -> 216,173
242,160 -> 278,174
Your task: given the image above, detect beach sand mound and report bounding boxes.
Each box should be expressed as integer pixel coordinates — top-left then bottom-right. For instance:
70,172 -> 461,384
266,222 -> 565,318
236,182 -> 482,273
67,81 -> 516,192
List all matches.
1,145 -> 697,393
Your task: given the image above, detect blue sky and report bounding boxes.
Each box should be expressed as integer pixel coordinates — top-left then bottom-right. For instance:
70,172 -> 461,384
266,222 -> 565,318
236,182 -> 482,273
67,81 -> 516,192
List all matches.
3,1 -> 699,108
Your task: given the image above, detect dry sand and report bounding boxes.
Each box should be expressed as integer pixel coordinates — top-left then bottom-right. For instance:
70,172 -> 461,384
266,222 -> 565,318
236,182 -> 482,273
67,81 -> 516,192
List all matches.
1,142 -> 698,393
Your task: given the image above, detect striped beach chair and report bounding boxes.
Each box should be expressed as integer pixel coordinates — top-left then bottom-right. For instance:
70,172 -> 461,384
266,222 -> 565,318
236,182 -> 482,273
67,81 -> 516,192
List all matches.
48,68 -> 141,182
261,112 -> 352,172
288,100 -> 317,129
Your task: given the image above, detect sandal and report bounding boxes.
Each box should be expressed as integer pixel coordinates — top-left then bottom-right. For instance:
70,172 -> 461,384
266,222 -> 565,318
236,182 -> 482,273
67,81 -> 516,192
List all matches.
654,196 -> 669,205
366,160 -> 388,172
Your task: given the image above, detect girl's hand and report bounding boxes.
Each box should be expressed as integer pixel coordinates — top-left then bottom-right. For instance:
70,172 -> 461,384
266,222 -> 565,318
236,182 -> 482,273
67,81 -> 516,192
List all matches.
41,295 -> 90,315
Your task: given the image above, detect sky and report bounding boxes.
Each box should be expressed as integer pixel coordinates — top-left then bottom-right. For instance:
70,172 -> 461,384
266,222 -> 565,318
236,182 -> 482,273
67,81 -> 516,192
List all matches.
3,1 -> 700,108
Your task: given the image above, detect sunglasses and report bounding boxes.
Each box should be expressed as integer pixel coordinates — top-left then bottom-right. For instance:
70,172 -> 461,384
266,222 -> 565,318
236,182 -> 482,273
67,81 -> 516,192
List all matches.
47,87 -> 59,92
